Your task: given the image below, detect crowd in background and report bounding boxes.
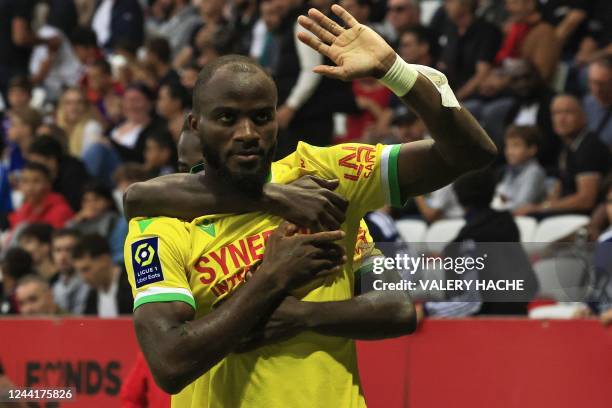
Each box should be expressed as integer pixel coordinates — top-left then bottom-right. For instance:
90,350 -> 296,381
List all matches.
0,0 -> 610,323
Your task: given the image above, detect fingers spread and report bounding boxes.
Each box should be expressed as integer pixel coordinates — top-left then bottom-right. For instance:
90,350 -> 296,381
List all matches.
307,8 -> 344,36
297,15 -> 336,45
297,32 -> 331,57
331,4 -> 360,28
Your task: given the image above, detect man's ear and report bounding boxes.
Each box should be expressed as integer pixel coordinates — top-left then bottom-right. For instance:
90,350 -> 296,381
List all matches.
188,112 -> 199,132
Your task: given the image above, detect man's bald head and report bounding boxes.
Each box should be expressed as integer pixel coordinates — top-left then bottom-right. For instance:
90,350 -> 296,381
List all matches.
192,55 -> 277,117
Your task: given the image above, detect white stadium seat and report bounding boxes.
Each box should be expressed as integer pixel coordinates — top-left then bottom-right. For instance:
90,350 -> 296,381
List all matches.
514,216 -> 538,243
532,257 -> 589,301
396,219 -> 427,253
533,215 -> 589,243
424,218 -> 465,254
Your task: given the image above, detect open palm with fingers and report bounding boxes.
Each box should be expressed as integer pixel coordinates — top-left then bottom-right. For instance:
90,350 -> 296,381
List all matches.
297,4 -> 396,81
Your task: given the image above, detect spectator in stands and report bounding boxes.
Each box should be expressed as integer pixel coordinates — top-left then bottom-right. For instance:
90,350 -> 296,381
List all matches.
377,0 -> 420,45
438,0 -> 502,102
50,228 -> 90,315
29,19 -> 82,103
70,26 -> 101,68
56,87 -> 104,157
143,37 -> 181,89
274,1 -> 358,158
91,0 -> 144,50
15,274 -> 62,315
8,162 -> 74,230
5,107 -> 42,177
495,126 -> 547,213
46,0 -> 78,38
480,0 -> 560,96
173,0 -> 228,69
56,88 -> 120,187
538,0 -> 589,60
67,182 -> 127,264
494,60 -> 559,170
389,111 -> 428,144
583,58 -> 612,148
176,120 -> 202,173
28,136 -> 89,211
144,132 -> 177,177
112,163 -> 151,214
520,95 -> 611,216
72,233 -> 133,316
249,0 -> 282,70
0,1 -> 37,102
146,0 -> 201,57
156,82 -> 189,141
17,223 -> 57,283
110,82 -> 164,163
5,75 -> 32,112
425,169 -> 537,317
574,0 -> 612,67
83,59 -> 123,127
398,26 -> 437,67
341,77 -> 391,143
0,248 -> 34,315
339,0 -> 373,27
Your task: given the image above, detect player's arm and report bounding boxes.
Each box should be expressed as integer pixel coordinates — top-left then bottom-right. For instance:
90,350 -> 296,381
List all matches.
124,174 -> 347,231
133,224 -> 346,394
237,257 -> 413,351
297,6 -> 497,200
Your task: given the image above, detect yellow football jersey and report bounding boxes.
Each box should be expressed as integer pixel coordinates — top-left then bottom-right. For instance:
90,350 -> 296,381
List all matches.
124,142 -> 402,408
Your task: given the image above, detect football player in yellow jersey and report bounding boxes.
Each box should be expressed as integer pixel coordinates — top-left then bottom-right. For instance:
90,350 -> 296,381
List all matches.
124,4 -> 496,407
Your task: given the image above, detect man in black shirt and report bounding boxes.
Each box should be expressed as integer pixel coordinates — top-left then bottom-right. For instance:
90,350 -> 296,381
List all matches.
438,0 -> 501,102
0,0 -> 34,102
521,94 -> 611,215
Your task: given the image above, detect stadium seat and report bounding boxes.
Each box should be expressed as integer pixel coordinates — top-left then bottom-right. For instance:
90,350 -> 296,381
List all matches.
396,219 -> 427,253
533,214 -> 589,243
424,218 -> 465,254
532,257 -> 589,302
515,216 -> 538,242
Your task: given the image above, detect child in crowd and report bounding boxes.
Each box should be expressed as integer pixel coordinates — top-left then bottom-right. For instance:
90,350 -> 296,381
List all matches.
493,125 -> 547,213
8,162 -> 74,230
17,223 -> 57,283
67,182 -> 127,264
144,132 -> 177,177
4,107 -> 41,179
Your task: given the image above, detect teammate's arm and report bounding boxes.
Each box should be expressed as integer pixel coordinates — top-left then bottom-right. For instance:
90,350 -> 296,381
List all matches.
237,257 -> 413,350
133,224 -> 346,394
297,5 -> 497,200
124,174 -> 347,231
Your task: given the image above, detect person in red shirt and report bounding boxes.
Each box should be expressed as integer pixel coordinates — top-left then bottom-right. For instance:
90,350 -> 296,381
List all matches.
9,162 -> 74,229
120,352 -> 170,408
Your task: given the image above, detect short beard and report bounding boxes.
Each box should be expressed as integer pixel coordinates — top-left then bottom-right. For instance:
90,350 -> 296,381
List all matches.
201,142 -> 275,197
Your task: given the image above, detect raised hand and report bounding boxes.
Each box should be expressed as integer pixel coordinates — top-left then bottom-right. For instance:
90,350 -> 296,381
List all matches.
297,4 -> 396,81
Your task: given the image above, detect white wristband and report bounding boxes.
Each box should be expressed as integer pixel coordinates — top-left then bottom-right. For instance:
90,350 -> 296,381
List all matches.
378,54 -> 418,97
379,54 -> 461,109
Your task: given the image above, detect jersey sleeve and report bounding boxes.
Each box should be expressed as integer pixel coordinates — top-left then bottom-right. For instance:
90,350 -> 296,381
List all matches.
124,217 -> 195,311
291,142 -> 402,215
352,220 -> 383,276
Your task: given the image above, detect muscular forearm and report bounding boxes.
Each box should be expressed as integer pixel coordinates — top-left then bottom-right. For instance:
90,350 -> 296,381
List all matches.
124,174 -> 275,220
401,75 -> 497,171
300,291 -> 416,339
136,275 -> 285,394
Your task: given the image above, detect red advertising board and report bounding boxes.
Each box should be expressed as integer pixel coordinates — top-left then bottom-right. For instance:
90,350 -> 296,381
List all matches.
1,318 -> 611,407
